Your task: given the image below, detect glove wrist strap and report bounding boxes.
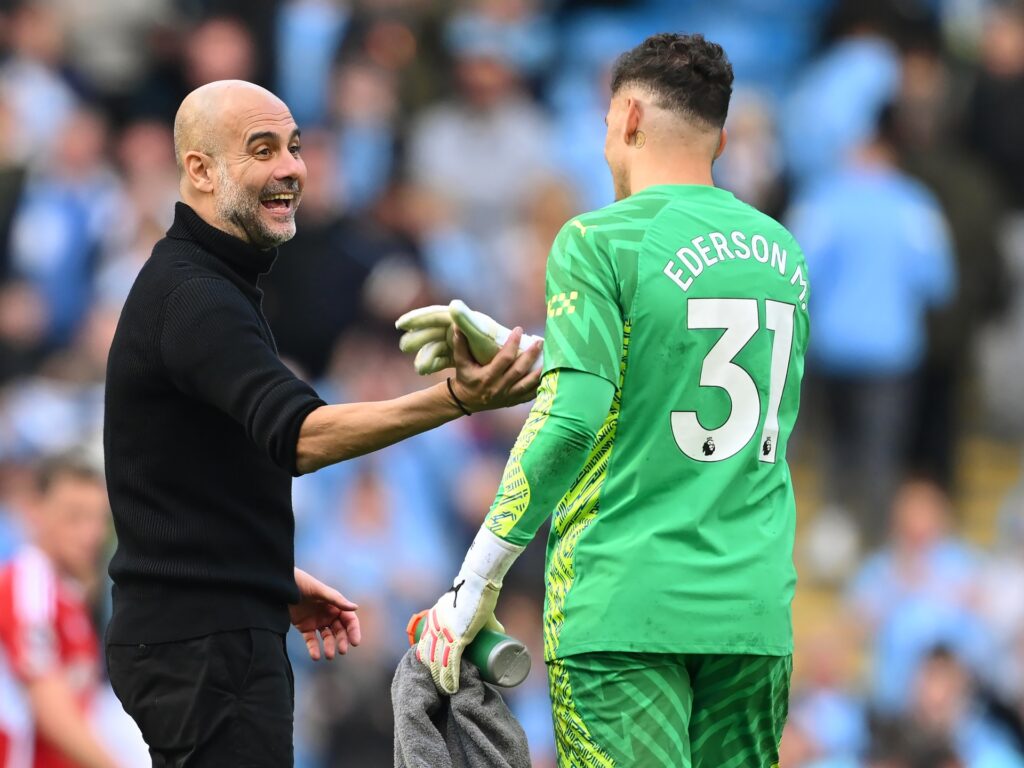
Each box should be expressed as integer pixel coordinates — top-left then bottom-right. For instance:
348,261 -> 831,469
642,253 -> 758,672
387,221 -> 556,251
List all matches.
463,527 -> 524,585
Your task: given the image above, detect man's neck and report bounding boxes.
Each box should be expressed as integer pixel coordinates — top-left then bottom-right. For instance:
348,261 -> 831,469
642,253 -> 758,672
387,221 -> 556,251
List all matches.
180,195 -> 252,244
628,156 -> 715,196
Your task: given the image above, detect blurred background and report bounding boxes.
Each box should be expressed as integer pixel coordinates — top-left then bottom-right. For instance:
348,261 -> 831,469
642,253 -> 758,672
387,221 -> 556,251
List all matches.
0,0 -> 1022,765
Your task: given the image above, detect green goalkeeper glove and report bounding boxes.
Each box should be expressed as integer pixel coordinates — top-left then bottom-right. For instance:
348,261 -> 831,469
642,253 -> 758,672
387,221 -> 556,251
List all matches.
396,300 -> 543,375
415,527 -> 524,694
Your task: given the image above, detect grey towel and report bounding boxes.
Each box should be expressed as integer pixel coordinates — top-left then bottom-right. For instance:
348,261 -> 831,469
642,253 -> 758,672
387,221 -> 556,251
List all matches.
392,648 -> 532,768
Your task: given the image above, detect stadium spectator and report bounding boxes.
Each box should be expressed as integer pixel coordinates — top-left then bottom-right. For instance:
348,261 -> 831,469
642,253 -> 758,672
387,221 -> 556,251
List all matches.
847,480 -> 986,713
328,59 -> 399,211
905,646 -> 1024,767
46,0 -> 175,109
0,452 -> 119,768
182,16 -> 258,93
782,1 -> 901,186
894,40 -> 1009,491
406,29 -> 551,316
7,108 -> 125,352
966,2 -> 1024,211
0,3 -> 76,164
274,0 -> 351,128
787,625 -> 868,761
788,107 -> 955,543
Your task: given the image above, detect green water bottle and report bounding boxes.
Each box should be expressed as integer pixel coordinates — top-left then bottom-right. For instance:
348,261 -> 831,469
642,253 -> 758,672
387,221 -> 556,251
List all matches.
407,611 -> 532,688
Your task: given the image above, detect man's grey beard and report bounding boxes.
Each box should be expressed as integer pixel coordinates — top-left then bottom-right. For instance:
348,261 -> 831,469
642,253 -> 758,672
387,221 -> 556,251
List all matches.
215,162 -> 297,249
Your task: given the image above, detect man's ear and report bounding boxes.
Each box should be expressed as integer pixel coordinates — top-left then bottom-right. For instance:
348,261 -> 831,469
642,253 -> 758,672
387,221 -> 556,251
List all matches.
183,151 -> 215,194
713,127 -> 727,160
624,97 -> 642,147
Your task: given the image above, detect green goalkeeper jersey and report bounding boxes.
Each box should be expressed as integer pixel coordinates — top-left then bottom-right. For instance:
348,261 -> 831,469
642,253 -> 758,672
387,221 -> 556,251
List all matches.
540,183 -> 809,660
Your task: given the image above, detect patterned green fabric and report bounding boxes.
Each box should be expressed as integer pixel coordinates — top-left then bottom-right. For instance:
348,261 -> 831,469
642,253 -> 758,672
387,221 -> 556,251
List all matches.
486,371 -> 558,541
541,184 -> 810,659
485,369 -> 615,548
544,323 -> 629,661
549,652 -> 791,768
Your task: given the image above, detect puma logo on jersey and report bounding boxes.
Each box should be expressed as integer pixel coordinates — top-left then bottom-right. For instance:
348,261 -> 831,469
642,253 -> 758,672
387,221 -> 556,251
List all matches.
571,220 -> 588,236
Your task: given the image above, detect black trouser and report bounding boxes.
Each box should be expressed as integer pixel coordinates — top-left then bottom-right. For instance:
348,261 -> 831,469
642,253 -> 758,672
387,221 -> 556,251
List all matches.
106,628 -> 294,767
818,372 -> 915,544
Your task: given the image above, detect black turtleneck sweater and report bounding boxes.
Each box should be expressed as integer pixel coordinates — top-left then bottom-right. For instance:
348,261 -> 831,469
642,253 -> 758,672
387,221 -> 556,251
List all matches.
104,203 -> 325,644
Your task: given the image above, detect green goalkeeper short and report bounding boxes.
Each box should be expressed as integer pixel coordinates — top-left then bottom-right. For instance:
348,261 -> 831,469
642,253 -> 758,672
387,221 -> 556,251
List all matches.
548,652 -> 791,768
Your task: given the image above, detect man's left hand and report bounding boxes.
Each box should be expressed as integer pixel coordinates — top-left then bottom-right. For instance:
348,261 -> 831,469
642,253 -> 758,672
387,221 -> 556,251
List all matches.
290,567 -> 361,661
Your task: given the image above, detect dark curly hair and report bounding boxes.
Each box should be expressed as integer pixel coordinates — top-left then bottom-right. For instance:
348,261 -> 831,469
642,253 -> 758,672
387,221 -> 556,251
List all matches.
610,33 -> 734,129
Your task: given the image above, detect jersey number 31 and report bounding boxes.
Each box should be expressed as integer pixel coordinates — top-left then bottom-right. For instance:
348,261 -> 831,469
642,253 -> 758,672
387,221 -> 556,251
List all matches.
671,298 -> 795,464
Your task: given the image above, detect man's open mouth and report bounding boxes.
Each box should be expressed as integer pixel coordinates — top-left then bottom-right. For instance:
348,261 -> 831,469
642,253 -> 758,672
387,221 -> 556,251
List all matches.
260,192 -> 296,212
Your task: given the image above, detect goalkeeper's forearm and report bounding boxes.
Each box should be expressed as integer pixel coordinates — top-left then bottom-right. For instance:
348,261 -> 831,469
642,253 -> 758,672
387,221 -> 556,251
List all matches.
484,368 -> 615,546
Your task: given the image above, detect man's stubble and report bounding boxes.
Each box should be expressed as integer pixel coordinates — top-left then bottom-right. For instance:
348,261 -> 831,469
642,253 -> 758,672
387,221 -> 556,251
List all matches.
215,162 -> 297,249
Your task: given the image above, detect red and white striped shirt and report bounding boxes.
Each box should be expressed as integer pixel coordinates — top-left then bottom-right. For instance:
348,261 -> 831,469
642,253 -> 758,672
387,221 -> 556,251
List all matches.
0,547 -> 100,768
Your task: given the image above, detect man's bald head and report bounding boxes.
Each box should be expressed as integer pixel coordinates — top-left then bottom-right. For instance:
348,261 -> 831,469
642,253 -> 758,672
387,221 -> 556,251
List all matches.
173,80 -> 287,176
173,80 -> 306,248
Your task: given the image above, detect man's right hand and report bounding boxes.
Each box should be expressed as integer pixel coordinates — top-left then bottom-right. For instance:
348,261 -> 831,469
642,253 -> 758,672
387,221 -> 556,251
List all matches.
450,326 -> 542,412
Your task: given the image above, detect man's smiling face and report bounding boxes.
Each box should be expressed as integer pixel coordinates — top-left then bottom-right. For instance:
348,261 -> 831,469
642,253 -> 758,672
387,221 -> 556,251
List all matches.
213,89 -> 306,248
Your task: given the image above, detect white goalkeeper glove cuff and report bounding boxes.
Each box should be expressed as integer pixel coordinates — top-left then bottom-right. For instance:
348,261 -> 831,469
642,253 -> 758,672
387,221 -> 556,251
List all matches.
416,527 -> 524,694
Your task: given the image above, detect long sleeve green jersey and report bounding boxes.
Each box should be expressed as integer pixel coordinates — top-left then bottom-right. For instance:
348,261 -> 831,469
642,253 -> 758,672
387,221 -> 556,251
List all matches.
485,184 -> 810,661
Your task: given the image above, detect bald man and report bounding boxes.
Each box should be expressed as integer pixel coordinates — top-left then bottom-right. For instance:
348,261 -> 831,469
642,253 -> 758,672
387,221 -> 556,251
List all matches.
103,81 -> 541,767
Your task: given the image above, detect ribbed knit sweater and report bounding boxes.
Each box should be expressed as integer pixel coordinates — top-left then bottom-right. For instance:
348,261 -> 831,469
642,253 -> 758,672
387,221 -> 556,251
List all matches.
104,202 -> 325,644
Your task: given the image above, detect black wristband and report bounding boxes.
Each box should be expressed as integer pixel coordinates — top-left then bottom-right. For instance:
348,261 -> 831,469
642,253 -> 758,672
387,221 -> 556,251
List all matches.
446,377 -> 472,416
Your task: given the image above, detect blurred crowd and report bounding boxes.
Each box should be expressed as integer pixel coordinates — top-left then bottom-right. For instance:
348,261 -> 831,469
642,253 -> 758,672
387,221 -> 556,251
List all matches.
0,0 -> 1022,765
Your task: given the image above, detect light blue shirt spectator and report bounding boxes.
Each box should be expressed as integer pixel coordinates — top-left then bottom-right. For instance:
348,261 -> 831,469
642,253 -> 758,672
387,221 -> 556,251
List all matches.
849,538 -> 988,713
10,184 -> 97,346
782,36 -> 901,183
275,0 -> 349,127
789,164 -> 955,376
336,122 -> 393,211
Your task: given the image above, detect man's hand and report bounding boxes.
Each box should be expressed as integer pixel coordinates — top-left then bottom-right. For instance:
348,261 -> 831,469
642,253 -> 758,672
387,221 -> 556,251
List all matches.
415,528 -> 523,694
450,326 -> 542,412
290,567 -> 361,661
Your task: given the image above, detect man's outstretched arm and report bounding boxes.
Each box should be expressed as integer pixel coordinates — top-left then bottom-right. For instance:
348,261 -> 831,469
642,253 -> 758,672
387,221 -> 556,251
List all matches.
295,327 -> 542,475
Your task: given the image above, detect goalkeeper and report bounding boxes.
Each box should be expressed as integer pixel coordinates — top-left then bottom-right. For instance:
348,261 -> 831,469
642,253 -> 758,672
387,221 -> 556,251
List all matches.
403,33 -> 808,768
